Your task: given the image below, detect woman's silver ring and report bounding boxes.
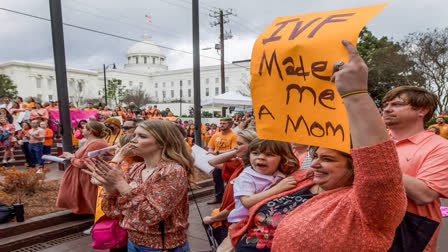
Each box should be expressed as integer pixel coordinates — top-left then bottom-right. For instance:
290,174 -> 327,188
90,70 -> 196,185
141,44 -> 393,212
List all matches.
334,61 -> 345,68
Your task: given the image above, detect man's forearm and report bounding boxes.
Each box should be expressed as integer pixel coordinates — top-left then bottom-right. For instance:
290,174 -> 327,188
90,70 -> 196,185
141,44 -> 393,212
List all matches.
402,174 -> 440,205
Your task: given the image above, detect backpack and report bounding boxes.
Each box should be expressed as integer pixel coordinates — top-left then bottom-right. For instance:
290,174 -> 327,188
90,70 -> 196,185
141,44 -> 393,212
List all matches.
0,203 -> 15,224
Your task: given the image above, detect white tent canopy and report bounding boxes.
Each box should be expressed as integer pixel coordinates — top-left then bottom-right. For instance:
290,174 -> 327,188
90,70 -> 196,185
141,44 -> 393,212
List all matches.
202,91 -> 252,107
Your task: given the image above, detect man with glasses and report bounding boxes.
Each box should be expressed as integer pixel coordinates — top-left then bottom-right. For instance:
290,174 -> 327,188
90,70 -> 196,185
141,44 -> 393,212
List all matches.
122,118 -> 141,134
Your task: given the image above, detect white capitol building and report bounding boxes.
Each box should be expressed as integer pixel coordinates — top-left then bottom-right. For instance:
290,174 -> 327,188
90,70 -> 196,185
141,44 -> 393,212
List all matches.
0,34 -> 250,114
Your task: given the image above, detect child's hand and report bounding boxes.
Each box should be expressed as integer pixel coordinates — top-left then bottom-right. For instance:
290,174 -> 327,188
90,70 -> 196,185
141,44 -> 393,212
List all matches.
273,177 -> 297,193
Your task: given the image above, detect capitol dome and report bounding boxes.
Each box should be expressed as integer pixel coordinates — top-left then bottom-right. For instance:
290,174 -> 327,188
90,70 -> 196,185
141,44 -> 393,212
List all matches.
125,34 -> 168,72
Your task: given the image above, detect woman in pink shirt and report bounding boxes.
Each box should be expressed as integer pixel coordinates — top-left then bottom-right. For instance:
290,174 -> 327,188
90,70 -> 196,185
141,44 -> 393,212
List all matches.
29,102 -> 49,122
0,117 -> 16,164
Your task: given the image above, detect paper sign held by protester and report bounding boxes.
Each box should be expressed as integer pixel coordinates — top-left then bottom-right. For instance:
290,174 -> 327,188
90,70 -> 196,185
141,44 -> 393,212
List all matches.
42,155 -> 66,163
191,144 -> 215,174
88,145 -> 118,158
250,3 -> 387,153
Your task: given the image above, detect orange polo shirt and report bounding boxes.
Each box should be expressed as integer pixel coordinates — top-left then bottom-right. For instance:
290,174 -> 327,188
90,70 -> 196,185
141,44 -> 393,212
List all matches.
394,130 -> 448,252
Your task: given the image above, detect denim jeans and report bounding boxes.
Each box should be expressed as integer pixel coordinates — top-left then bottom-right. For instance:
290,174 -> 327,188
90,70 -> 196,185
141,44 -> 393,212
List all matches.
21,142 -> 35,166
127,240 -> 190,252
29,142 -> 44,167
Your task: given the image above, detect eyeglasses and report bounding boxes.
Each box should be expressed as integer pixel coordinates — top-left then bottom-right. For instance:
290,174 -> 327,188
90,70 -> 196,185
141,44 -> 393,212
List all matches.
122,126 -> 136,130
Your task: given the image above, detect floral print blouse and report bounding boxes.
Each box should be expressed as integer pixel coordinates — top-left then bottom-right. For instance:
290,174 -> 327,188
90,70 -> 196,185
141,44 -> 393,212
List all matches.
101,160 -> 189,249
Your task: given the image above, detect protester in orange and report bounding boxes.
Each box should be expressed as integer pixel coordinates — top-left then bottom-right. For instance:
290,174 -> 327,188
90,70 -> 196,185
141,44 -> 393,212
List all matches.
46,101 -> 58,111
24,97 -> 35,110
98,106 -> 112,121
428,116 -> 448,139
15,96 -> 27,109
104,117 -> 122,146
84,103 -> 97,111
229,39 -> 407,252
69,102 -> 80,111
207,118 -> 238,205
164,111 -> 177,121
150,109 -> 162,119
124,108 -> 136,119
382,86 -> 448,251
40,121 -> 53,157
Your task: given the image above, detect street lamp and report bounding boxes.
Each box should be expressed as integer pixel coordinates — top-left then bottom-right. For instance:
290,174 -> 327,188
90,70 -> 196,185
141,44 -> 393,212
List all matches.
103,63 -> 116,106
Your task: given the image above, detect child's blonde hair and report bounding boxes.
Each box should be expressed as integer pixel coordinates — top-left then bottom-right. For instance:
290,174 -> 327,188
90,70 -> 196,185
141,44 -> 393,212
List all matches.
242,138 -> 299,175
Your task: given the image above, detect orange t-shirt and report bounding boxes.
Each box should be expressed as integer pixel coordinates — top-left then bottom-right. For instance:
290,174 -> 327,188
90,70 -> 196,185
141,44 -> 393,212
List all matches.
208,130 -> 237,151
394,130 -> 448,252
429,123 -> 448,139
43,128 -> 54,146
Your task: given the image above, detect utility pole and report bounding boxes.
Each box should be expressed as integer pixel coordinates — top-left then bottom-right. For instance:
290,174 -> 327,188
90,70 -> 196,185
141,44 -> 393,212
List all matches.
49,0 -> 73,155
210,9 -> 233,117
192,0 -> 202,147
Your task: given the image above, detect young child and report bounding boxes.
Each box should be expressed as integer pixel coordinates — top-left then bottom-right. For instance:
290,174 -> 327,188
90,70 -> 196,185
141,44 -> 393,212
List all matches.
40,121 -> 53,157
218,139 -> 299,251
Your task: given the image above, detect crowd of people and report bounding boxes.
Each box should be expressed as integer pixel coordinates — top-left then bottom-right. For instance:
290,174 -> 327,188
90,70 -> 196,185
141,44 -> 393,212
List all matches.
0,40 -> 447,252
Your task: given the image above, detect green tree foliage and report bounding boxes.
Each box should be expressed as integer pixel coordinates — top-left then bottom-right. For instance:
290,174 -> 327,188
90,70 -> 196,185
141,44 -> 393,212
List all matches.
402,28 -> 448,113
357,28 -> 424,106
0,74 -> 18,99
104,79 -> 126,106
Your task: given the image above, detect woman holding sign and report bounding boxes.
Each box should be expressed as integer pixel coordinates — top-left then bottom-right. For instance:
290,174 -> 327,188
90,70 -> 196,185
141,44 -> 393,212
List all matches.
229,40 -> 407,251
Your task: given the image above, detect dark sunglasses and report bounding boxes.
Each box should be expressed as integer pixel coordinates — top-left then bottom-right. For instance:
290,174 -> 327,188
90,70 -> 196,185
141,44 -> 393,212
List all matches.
122,126 -> 136,130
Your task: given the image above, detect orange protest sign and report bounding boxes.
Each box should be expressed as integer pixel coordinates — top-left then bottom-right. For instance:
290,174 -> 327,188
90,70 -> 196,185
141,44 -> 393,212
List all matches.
250,3 -> 388,153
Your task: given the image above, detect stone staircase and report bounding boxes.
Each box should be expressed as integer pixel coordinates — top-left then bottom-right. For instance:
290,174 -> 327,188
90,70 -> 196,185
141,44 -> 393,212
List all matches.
0,143 -> 59,167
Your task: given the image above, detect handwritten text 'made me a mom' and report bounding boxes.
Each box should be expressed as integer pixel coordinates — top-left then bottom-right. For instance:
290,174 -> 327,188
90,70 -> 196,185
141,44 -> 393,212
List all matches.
255,13 -> 355,143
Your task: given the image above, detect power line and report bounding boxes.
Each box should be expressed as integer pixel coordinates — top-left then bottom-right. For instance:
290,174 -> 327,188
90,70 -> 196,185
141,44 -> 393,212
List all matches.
0,7 -> 249,70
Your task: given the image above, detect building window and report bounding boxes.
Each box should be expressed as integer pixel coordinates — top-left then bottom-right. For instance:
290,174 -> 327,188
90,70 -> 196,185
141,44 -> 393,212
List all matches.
180,80 -> 183,87
78,82 -> 83,92
171,81 -> 174,87
144,57 -> 147,64
162,91 -> 166,98
155,91 -> 158,98
188,80 -> 191,86
128,57 -> 131,62
225,77 -> 229,83
47,79 -> 52,89
188,89 -> 191,97
129,81 -> 133,86
152,57 -> 156,64
225,86 -> 229,92
139,83 -> 143,88
48,95 -> 53,101
69,80 -> 74,88
37,94 -> 42,100
215,87 -> 219,95
206,78 -> 209,84
171,90 -> 174,98
161,58 -> 164,64
69,96 -> 73,102
163,82 -> 166,88
206,88 -> 209,96
180,90 -> 183,97
215,77 -> 219,83
36,78 -> 41,88
155,83 -> 158,88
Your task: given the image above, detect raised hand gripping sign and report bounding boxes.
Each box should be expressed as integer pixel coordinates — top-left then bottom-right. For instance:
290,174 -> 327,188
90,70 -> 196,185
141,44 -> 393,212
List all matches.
250,3 -> 388,153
